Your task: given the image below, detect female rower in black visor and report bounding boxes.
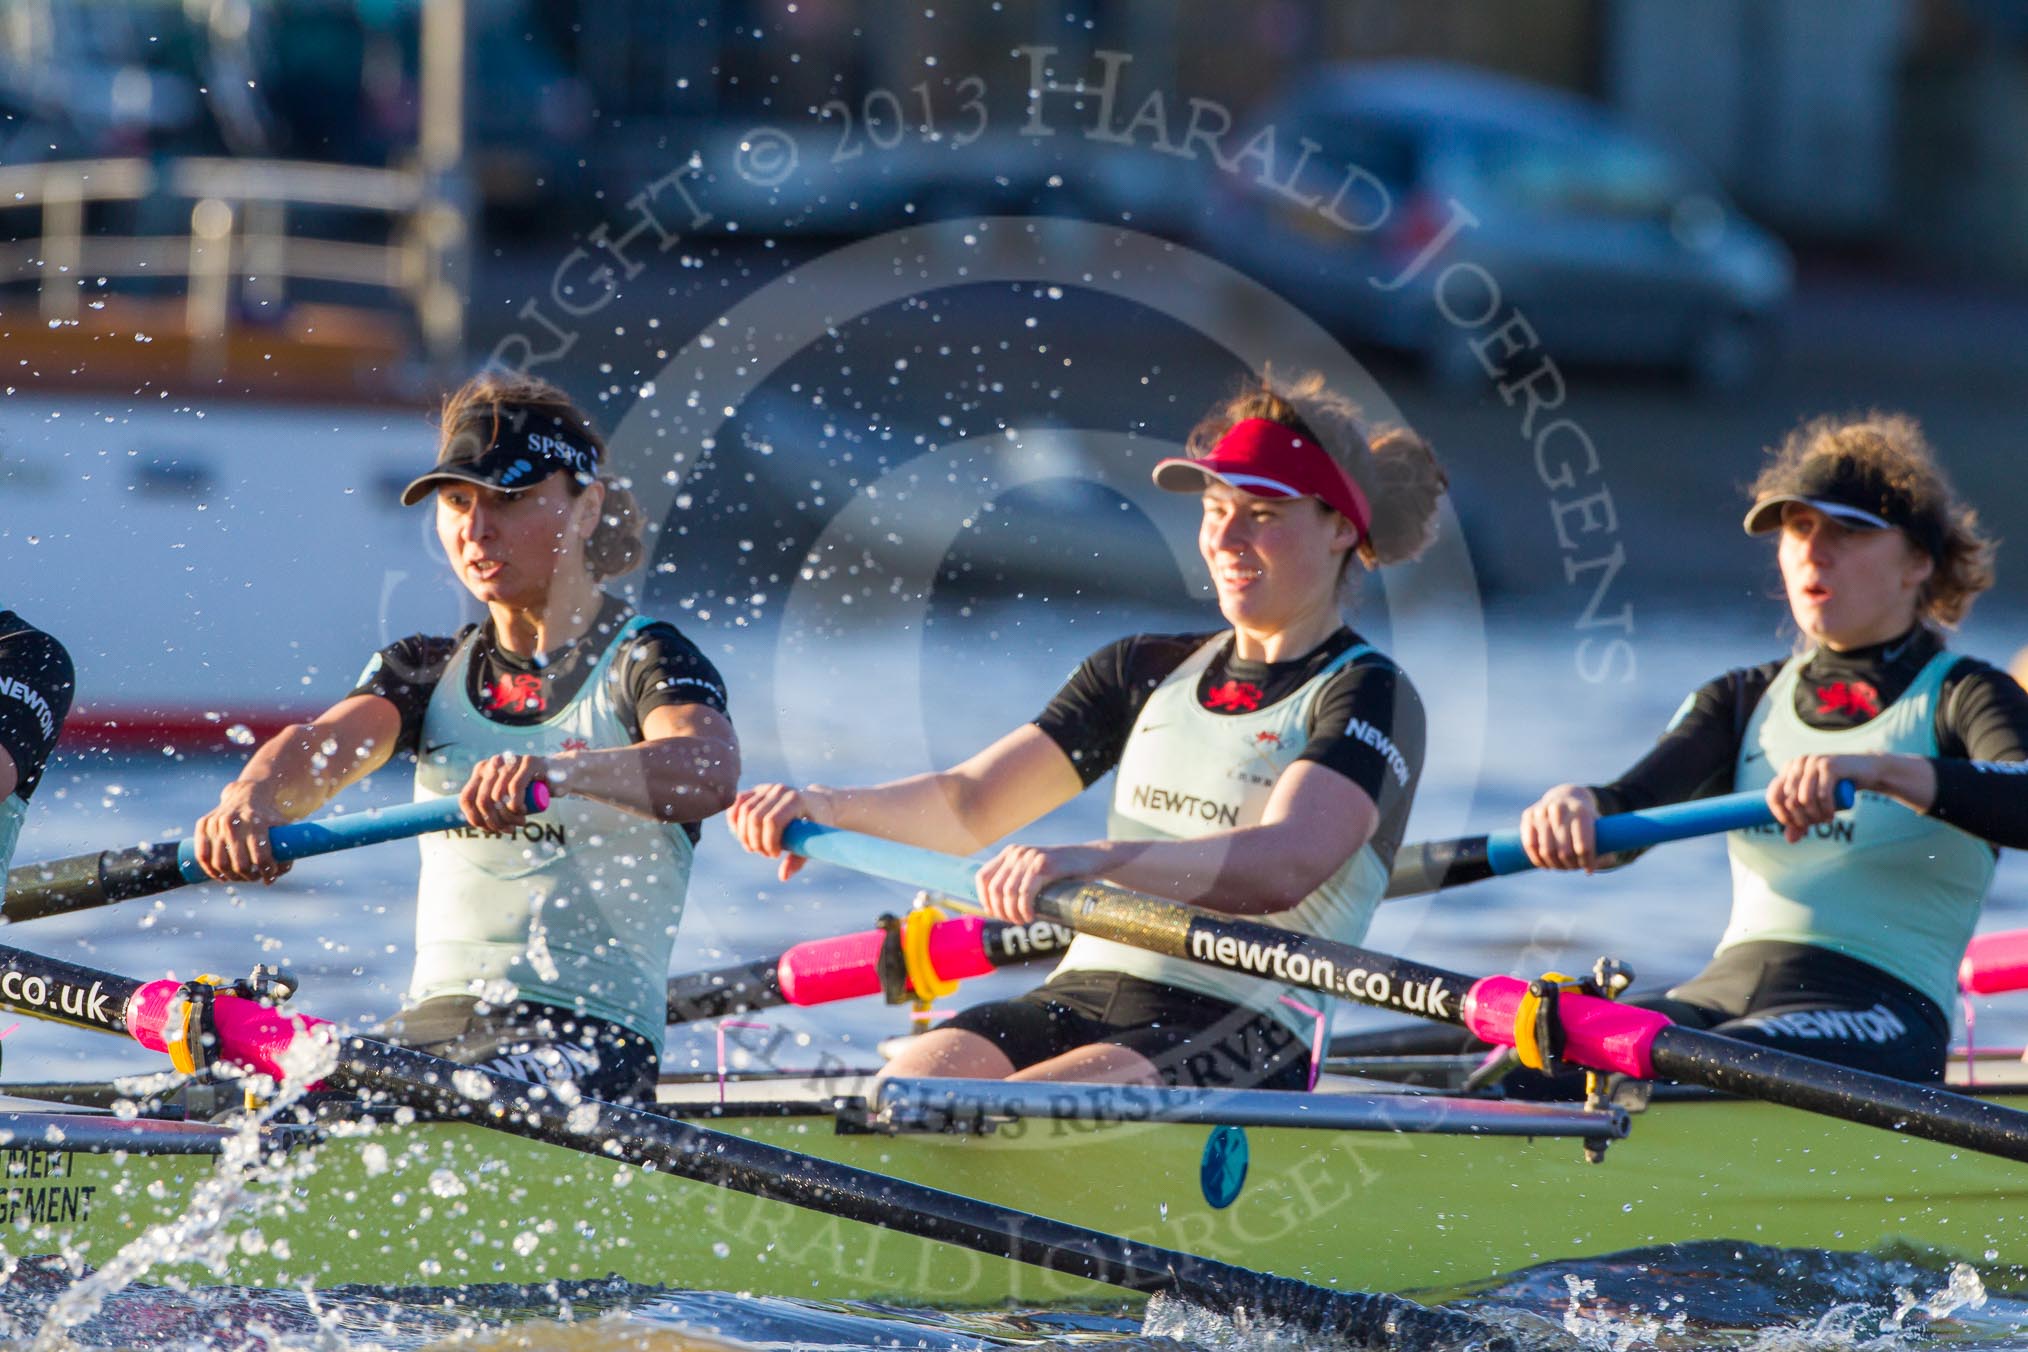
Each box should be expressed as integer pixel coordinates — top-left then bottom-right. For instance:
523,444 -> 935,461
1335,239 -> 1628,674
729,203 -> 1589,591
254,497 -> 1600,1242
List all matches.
195,372 -> 739,1103
1521,413 -> 2028,1083
0,610 -> 74,897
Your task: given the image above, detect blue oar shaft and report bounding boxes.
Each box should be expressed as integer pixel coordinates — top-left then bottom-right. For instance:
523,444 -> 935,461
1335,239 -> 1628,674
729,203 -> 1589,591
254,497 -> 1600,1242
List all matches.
1480,782 -> 1854,875
169,787 -> 547,883
5,784 -> 548,923
780,786 -> 1785,909
1386,782 -> 1854,899
782,821 -> 981,899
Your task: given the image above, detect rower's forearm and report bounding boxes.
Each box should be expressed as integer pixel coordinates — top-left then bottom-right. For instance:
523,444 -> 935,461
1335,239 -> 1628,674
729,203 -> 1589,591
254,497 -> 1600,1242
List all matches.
552,738 -> 740,822
233,725 -> 379,819
1090,833 -> 1340,916
815,774 -> 1002,856
1868,753 -> 1938,813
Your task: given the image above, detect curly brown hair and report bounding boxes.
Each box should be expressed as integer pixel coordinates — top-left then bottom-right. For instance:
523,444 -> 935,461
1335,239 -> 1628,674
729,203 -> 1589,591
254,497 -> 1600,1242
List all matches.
1750,412 -> 1995,627
1185,370 -> 1446,577
438,371 -> 644,580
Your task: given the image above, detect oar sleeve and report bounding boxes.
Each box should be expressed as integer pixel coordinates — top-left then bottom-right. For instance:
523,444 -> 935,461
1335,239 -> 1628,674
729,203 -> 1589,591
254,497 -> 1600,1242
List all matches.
3,843 -> 186,922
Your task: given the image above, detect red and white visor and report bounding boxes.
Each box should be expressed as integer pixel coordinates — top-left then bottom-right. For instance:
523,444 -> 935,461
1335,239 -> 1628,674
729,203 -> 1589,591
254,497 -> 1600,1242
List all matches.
1153,418 -> 1371,538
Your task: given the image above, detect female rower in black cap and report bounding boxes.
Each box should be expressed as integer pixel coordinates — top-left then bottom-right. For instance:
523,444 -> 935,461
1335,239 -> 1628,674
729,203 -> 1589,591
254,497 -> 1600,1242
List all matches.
194,372 -> 739,1103
734,372 -> 1446,1090
0,610 -> 74,895
1521,412 -> 2028,1083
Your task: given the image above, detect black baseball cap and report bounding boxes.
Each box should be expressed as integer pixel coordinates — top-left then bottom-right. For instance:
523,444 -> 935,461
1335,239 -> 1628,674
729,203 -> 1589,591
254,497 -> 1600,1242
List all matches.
400,406 -> 603,506
1742,454 -> 1946,561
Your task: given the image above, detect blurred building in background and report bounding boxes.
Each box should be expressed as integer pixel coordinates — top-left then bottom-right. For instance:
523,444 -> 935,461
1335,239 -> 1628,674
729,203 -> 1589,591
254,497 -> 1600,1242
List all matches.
4,0 -> 2027,274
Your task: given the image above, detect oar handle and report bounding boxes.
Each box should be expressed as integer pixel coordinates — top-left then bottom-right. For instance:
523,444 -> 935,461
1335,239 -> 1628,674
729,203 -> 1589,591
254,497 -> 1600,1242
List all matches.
1484,780 -> 1855,874
4,783 -> 550,923
169,781 -> 552,883
782,821 -> 980,898
1388,781 -> 1857,897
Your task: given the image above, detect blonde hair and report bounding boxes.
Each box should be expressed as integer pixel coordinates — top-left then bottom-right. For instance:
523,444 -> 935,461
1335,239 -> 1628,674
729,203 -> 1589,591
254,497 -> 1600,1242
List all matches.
438,371 -> 644,580
1185,370 -> 1445,573
1751,412 -> 1995,628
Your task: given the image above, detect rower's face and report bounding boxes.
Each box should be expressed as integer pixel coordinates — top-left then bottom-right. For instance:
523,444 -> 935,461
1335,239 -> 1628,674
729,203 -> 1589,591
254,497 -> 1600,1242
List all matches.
1777,503 -> 1931,649
435,475 -> 599,606
1198,483 -> 1354,629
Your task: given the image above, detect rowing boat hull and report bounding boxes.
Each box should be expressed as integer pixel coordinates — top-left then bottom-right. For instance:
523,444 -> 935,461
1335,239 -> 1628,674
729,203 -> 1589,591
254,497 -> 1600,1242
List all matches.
5,1079 -> 2024,1303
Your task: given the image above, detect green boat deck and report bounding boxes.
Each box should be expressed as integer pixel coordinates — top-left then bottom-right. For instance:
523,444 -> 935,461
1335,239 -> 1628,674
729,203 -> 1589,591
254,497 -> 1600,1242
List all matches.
6,1068 -> 2027,1303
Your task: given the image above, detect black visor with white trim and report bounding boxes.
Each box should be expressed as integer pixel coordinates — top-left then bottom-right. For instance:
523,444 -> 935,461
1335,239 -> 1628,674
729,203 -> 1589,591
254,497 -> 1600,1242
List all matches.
1742,456 -> 1945,561
400,407 -> 603,506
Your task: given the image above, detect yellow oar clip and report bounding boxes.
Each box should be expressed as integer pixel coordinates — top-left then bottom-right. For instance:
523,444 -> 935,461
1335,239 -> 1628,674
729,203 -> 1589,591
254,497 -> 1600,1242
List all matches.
901,904 -> 961,1002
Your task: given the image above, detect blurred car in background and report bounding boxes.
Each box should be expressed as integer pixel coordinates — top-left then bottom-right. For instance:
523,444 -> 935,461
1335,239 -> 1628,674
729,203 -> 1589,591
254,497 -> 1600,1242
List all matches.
1192,61 -> 1794,392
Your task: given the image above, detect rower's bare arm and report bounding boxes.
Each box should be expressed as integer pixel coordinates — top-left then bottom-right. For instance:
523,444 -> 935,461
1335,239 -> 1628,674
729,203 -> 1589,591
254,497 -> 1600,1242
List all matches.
1075,760 -> 1375,915
821,725 -> 1082,852
195,695 -> 402,882
1767,752 -> 1936,840
548,704 -> 741,822
731,724 -> 1084,874
0,744 -> 17,802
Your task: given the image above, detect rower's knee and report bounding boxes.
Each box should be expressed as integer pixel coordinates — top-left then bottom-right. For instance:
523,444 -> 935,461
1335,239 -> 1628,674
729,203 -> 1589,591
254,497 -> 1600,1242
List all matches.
1008,1044 -> 1162,1087
875,1027 -> 1016,1083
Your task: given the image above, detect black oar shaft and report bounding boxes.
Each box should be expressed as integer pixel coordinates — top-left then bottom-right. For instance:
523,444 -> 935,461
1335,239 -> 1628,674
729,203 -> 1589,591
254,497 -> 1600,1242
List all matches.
666,956 -> 783,1023
326,1035 -> 1489,1348
4,844 -> 185,924
0,947 -> 143,1035
1037,883 -> 1471,1024
1383,838 -> 1493,898
1647,1027 -> 2028,1159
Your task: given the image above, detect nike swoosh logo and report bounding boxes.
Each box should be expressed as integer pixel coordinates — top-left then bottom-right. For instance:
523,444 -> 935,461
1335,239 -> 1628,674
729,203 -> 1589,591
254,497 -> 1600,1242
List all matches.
423,740 -> 457,757
1742,749 -> 1767,763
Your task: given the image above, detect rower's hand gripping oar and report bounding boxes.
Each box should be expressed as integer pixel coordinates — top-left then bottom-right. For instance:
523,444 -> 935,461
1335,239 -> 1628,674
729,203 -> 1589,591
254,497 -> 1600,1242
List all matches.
2,784 -> 550,925
1385,783 -> 1855,899
666,911 -> 1073,1024
0,941 -> 1510,1351
776,791 -> 2028,1167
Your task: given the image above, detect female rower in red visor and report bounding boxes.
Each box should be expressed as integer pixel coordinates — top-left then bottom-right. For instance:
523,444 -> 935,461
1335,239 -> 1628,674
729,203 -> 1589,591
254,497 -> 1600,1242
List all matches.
733,373 -> 1446,1089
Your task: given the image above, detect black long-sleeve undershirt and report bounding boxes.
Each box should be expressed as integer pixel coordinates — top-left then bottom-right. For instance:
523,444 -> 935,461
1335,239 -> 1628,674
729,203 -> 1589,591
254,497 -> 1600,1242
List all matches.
1590,626 -> 2028,850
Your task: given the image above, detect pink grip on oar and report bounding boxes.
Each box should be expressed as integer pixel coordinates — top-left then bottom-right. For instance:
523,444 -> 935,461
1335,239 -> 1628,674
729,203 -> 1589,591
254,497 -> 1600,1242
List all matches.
126,978 -> 335,1081
775,916 -> 1000,1006
1462,975 -> 1673,1079
925,917 -> 996,980
529,781 -> 551,813
1961,929 -> 2028,996
777,929 -> 886,1005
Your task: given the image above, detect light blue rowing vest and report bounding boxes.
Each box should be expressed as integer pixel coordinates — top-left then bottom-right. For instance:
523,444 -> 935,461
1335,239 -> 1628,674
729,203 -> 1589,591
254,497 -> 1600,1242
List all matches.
1725,649 -> 1996,1012
1052,635 -> 1395,1037
408,615 -> 694,1049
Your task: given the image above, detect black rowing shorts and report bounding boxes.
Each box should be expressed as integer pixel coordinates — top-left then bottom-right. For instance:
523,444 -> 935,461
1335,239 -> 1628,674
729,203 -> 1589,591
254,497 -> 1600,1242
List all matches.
1651,940 -> 1951,1084
940,970 -> 1311,1091
372,995 -> 661,1104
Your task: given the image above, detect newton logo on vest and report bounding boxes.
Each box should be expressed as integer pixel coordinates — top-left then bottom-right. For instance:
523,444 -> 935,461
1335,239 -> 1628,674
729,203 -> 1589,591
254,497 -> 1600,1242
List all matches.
1129,784 -> 1241,828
